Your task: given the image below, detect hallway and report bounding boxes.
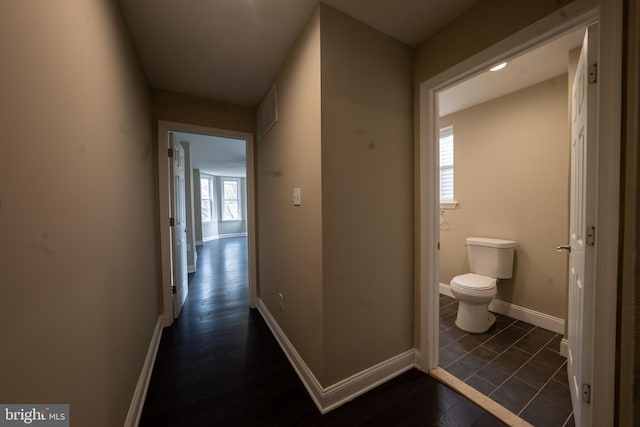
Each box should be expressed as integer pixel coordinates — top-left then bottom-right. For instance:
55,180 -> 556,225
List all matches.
140,237 -> 507,426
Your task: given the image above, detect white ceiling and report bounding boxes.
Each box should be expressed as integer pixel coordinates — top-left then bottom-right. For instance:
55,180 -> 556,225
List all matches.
118,0 -> 479,106
122,2 -> 585,171
439,27 -> 586,117
173,132 -> 246,178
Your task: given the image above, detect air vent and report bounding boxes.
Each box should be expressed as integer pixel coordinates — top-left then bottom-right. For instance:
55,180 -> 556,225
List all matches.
256,83 -> 278,141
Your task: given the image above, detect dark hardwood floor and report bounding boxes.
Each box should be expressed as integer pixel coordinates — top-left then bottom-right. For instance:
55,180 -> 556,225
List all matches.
140,237 -> 507,426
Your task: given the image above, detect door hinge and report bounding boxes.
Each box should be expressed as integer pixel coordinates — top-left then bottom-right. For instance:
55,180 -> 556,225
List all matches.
588,63 -> 598,84
171,285 -> 177,295
587,226 -> 596,246
169,217 -> 175,227
168,148 -> 174,157
582,383 -> 591,403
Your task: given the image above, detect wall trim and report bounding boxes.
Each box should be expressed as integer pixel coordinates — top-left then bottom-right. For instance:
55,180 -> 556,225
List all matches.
124,316 -> 163,427
560,338 -> 569,358
187,265 -> 196,273
439,283 -> 565,334
257,299 -> 417,414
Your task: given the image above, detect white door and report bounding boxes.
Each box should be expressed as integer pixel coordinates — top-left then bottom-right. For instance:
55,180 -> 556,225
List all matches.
566,24 -> 598,426
170,133 -> 188,318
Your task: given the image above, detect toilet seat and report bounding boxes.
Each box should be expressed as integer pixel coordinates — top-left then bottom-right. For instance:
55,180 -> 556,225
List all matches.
451,273 -> 495,291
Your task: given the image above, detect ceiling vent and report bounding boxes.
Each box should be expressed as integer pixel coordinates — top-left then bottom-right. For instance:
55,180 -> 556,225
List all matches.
256,83 -> 278,142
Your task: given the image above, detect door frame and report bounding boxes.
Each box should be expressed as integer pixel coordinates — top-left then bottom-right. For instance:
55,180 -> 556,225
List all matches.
157,120 -> 258,327
416,1 -> 622,425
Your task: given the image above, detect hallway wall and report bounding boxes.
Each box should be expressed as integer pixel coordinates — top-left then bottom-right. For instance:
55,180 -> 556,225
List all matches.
257,4 -> 413,387
320,4 -> 414,385
0,1 -> 159,426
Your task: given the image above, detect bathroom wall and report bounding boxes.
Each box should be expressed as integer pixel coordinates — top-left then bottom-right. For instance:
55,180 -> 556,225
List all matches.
439,75 -> 569,320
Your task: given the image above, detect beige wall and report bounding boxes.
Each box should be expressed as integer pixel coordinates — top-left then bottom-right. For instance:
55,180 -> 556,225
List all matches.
439,75 -> 569,319
0,2 -> 158,426
257,5 -> 413,386
151,88 -> 254,133
257,8 -> 325,379
320,4 -> 414,385
413,0 -> 595,84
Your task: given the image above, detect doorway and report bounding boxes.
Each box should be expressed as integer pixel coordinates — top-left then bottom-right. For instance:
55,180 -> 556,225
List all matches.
417,3 -> 621,426
157,120 -> 257,327
433,26 -> 582,424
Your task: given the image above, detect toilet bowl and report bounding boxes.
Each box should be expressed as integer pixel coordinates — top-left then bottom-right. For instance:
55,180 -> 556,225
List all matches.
450,237 -> 516,333
450,273 -> 497,333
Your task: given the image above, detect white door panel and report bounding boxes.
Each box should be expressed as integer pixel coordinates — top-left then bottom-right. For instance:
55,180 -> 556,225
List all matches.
170,133 -> 188,318
567,24 -> 598,427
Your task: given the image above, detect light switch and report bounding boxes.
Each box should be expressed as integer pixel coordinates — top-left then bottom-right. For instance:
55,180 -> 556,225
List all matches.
293,188 -> 302,206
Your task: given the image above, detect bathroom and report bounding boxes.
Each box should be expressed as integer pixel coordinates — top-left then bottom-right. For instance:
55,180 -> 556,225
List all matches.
435,29 -> 584,426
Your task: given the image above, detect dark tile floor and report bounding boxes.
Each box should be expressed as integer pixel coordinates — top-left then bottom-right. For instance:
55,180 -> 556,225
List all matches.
439,294 -> 575,426
141,238 -> 508,426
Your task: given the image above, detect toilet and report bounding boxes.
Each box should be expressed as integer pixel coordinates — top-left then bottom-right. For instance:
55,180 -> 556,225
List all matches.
450,237 -> 516,333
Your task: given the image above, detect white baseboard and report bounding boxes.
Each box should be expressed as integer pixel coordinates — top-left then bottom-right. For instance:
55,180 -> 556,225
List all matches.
124,316 -> 163,427
257,299 -> 417,414
187,264 -> 196,273
439,282 -> 455,298
560,338 -> 568,357
439,283 -> 565,334
203,232 -> 248,242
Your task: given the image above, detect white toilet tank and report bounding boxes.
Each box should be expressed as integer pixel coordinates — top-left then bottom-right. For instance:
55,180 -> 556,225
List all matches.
466,237 -> 516,279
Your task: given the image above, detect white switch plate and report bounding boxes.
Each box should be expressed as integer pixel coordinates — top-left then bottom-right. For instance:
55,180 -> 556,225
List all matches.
293,188 -> 302,206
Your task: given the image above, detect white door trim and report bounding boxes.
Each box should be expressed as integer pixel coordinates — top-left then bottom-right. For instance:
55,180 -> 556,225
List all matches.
416,1 -> 621,425
157,120 -> 258,327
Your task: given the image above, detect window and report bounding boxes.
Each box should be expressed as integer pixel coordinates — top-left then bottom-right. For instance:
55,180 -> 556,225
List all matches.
221,178 -> 241,221
200,175 -> 213,222
439,126 -> 456,207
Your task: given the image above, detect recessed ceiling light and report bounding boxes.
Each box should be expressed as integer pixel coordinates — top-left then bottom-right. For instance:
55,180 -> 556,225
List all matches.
490,62 -> 508,72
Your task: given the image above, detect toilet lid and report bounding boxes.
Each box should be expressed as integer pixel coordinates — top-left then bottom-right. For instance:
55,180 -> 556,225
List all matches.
452,273 -> 495,291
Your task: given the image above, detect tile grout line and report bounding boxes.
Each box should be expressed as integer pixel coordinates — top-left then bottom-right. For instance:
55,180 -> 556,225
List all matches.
439,312 -> 506,369
461,322 -> 536,382
450,317 -> 529,382
486,331 -> 559,400
561,410 -> 574,427
517,359 -> 569,417
439,310 -> 522,371
439,298 -> 573,424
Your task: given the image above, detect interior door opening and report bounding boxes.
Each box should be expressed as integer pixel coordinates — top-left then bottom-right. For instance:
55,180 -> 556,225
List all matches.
157,121 -> 257,328
418,4 -> 622,425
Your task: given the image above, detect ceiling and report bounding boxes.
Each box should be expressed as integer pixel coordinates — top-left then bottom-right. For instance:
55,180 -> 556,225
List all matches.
173,132 -> 247,178
121,1 -> 584,171
439,27 -> 586,117
118,0 -> 479,106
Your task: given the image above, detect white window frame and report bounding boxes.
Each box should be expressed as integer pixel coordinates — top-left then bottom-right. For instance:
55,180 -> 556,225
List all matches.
200,174 -> 214,223
220,177 -> 242,221
439,125 -> 458,209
